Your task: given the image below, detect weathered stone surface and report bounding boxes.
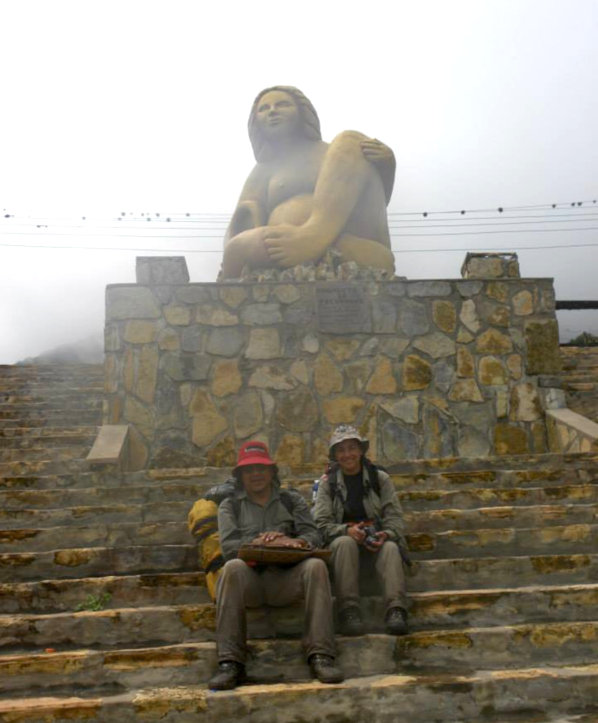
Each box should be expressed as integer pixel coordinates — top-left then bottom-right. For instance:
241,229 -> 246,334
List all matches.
423,407 -> 454,458
322,397 -> 365,424
449,379 -> 484,402
163,306 -> 191,326
494,423 -> 529,455
386,281 -> 406,296
104,324 -> 121,352
479,356 -> 508,386
180,326 -> 203,352
532,420 -> 548,453
123,321 -> 159,344
398,300 -> 430,336
433,361 -> 456,393
173,286 -> 210,304
381,396 -> 419,424
314,354 -> 344,396
124,396 -> 154,439
232,391 -> 263,438
206,328 -> 244,357
273,285 -> 301,304
433,301 -> 457,333
345,360 -> 373,393
458,427 -> 491,458
487,305 -> 510,328
408,280 -> 452,297
413,332 -> 456,359
290,360 -> 309,385
276,390 -> 319,431
245,329 -> 280,359
190,391 -> 228,447
457,280 -> 483,297
136,256 -> 189,285
460,300 -> 481,333
496,389 -> 510,418
380,338 -> 410,358
463,255 -> 511,279
249,365 -> 296,391
510,383 -> 542,421
123,347 -> 135,393
456,327 -> 475,344
513,290 -> 533,316
326,339 -> 360,361
525,320 -> 561,374
127,424 -> 149,470
135,345 -> 159,404
302,333 -> 320,354
218,286 -> 248,308
403,355 -> 432,390
372,298 -> 397,333
486,282 -> 509,303
206,436 -> 236,467
253,285 -> 270,302
240,303 -> 283,325
507,354 -> 523,379
457,347 -> 475,378
211,360 -> 242,397
476,329 -> 513,354
381,420 -> 420,460
161,353 -> 211,382
157,328 -> 179,351
366,357 -> 397,394
275,434 -> 304,467
106,287 -> 161,320
195,306 -> 238,326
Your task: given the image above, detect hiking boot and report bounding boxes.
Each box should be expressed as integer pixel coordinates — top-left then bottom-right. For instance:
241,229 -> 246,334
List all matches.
339,606 -> 364,636
309,654 -> 344,684
385,607 -> 408,635
208,660 -> 246,690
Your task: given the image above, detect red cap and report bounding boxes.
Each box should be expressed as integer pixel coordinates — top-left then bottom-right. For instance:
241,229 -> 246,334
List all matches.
234,440 -> 276,471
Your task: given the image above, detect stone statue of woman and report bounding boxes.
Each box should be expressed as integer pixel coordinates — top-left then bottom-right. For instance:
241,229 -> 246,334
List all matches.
219,86 -> 396,278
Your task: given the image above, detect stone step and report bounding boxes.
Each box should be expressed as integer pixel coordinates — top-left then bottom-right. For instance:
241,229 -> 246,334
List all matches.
2,584 -> 596,650
1,501 -> 596,536
0,413 -> 102,429
4,517 -> 597,558
0,445 -> 90,463
1,623 -> 597,695
2,542 -> 597,590
0,457 -> 89,477
0,433 -> 97,450
0,666 -> 596,723
0,426 -> 98,439
0,573 -> 206,614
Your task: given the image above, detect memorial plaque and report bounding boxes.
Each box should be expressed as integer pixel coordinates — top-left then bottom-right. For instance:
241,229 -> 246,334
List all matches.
315,284 -> 370,334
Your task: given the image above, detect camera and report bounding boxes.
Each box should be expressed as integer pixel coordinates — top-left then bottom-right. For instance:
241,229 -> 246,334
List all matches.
362,524 -> 378,547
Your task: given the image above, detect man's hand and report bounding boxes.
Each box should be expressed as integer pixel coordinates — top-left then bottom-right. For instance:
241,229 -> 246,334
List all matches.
364,531 -> 388,553
347,522 -> 366,545
252,532 -> 309,549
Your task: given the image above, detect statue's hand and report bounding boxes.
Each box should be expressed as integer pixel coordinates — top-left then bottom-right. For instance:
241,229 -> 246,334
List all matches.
360,138 -> 394,165
263,224 -> 325,268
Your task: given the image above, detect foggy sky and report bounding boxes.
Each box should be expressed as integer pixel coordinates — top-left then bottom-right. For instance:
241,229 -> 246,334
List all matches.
1,0 -> 597,363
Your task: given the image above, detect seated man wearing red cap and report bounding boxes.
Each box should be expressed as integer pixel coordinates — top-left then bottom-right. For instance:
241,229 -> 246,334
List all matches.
313,425 -> 409,637
209,440 -> 343,690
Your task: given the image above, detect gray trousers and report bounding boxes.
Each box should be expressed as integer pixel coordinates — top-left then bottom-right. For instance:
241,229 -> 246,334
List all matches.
329,535 -> 408,613
215,557 -> 336,664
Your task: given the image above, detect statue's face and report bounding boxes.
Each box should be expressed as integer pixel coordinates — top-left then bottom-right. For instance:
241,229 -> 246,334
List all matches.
255,90 -> 300,140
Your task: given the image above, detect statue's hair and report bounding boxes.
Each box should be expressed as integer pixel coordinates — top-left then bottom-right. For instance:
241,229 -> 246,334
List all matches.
248,86 -> 322,162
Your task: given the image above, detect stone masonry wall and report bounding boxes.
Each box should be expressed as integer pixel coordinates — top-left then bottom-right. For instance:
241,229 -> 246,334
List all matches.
104,275 -> 561,469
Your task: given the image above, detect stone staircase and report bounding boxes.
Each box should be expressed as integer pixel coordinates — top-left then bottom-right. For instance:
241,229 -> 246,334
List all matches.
1,365 -> 598,721
562,346 -> 598,423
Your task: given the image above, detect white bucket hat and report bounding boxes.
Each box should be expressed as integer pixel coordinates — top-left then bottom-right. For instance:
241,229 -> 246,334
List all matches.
328,424 -> 369,458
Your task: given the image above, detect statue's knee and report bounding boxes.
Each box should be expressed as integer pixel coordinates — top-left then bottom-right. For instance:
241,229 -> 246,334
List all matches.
332,129 -> 368,147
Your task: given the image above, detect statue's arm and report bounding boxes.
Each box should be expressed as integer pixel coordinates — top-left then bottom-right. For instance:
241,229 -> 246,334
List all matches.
224,166 -> 268,245
360,138 -> 396,205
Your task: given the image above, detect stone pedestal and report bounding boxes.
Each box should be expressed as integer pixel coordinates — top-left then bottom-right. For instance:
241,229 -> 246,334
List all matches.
104,258 -> 561,469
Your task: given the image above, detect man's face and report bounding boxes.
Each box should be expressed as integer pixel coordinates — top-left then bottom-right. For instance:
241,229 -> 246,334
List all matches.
240,464 -> 274,497
333,439 -> 363,476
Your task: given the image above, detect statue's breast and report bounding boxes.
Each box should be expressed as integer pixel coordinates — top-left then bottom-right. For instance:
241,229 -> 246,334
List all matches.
266,145 -> 326,213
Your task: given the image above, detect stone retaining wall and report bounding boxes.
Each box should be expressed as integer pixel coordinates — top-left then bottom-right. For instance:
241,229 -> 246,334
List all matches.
104,269 -> 561,469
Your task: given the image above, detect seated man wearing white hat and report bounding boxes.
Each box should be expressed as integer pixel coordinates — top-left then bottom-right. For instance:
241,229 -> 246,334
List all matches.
209,440 -> 343,690
313,425 -> 409,636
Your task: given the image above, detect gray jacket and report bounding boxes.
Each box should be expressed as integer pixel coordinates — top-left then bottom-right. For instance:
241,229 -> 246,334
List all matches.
219,483 -> 321,561
313,465 -> 406,549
